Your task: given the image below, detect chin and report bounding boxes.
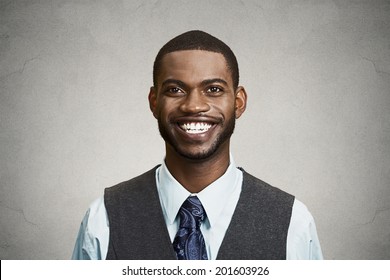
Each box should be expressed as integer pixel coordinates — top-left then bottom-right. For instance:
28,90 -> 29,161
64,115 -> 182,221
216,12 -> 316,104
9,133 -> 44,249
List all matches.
176,148 -> 217,161
158,116 -> 235,161
172,138 -> 230,161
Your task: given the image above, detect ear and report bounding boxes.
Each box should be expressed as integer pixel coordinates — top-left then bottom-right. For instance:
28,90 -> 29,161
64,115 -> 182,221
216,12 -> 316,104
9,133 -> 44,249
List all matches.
148,86 -> 158,119
234,86 -> 247,119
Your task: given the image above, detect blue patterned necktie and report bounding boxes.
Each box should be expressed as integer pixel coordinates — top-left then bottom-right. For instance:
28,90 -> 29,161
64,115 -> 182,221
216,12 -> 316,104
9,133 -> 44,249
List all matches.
173,196 -> 208,260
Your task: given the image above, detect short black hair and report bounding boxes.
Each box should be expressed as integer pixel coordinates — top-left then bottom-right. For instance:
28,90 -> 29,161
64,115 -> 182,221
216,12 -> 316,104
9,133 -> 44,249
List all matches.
153,30 -> 239,89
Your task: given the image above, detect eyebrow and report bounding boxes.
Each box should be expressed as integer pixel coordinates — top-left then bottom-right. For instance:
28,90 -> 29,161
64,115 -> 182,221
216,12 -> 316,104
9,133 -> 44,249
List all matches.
161,78 -> 229,88
200,78 -> 228,87
161,79 -> 186,89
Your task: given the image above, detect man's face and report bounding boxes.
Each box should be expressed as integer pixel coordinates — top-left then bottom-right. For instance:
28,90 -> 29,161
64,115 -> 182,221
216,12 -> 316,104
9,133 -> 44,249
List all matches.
149,50 -> 246,161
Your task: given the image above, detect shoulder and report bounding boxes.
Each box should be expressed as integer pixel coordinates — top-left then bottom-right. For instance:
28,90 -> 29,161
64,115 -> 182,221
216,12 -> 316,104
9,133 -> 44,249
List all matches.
287,198 -> 323,259
104,165 -> 162,218
84,196 -> 109,231
239,167 -> 295,203
72,196 -> 109,259
105,165 -> 160,197
289,198 -> 317,237
235,168 -> 295,226
291,199 -> 315,226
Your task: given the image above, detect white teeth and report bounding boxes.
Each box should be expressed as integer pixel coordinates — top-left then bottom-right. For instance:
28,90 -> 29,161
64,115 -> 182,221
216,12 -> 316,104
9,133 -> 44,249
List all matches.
179,122 -> 212,134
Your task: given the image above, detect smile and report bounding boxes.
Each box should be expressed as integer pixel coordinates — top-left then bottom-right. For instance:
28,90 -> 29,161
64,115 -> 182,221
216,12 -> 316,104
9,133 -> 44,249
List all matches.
178,122 -> 213,134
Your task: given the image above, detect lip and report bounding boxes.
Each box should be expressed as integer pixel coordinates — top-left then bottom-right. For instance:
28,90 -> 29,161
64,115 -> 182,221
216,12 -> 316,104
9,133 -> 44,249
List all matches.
175,123 -> 217,141
173,116 -> 219,141
179,122 -> 213,134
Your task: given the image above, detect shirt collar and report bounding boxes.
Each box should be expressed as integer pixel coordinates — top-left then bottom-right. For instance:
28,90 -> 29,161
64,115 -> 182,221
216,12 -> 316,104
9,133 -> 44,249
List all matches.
157,156 -> 241,228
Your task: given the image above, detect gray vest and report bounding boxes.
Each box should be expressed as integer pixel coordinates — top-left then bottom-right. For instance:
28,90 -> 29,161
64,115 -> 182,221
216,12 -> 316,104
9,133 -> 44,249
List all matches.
104,166 -> 294,259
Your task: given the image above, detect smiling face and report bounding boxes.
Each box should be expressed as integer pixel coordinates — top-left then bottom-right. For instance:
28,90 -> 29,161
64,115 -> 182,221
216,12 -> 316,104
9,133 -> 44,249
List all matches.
149,50 -> 246,161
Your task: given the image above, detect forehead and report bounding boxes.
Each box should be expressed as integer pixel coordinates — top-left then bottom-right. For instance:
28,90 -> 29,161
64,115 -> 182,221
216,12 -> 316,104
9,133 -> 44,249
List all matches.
157,50 -> 233,86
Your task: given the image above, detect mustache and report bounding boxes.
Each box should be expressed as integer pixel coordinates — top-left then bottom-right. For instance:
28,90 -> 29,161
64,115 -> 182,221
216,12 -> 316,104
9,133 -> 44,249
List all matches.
170,114 -> 223,124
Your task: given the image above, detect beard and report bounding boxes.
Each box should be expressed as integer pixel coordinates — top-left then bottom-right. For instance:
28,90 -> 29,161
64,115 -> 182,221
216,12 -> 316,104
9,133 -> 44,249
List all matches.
157,114 -> 236,161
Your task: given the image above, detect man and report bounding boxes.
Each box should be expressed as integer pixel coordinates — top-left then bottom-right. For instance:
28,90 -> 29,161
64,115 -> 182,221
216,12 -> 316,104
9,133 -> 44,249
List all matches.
72,30 -> 323,260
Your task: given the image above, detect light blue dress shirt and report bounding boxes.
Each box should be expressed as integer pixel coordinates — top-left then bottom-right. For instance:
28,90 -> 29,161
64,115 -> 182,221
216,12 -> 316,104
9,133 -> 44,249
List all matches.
72,159 -> 323,260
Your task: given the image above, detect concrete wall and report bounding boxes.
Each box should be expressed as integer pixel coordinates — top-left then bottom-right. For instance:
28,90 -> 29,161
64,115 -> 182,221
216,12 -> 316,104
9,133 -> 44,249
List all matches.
1,0 -> 389,259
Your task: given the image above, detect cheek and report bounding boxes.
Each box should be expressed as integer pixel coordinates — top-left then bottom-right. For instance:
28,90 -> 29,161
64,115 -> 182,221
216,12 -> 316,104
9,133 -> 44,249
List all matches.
156,99 -> 177,118
212,98 -> 236,113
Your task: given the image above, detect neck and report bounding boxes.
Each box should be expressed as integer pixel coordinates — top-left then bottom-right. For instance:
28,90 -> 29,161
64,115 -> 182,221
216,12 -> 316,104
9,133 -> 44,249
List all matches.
165,144 -> 230,193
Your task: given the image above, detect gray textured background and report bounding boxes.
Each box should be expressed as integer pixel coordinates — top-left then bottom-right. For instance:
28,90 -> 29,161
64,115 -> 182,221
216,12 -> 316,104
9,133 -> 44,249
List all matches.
1,0 -> 389,260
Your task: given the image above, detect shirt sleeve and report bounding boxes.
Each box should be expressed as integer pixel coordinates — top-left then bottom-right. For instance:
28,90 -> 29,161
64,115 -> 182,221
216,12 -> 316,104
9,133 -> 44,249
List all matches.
286,199 -> 323,260
71,197 -> 109,260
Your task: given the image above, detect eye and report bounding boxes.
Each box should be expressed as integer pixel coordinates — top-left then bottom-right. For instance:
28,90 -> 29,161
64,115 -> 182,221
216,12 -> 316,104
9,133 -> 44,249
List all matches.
206,86 -> 223,95
165,87 -> 185,96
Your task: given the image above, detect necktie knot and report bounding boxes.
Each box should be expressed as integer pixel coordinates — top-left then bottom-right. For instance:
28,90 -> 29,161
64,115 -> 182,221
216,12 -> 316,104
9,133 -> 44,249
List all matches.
178,196 -> 206,229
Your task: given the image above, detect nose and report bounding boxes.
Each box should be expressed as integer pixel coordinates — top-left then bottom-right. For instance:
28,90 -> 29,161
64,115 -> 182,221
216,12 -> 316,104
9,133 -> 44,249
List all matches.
179,91 -> 210,114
